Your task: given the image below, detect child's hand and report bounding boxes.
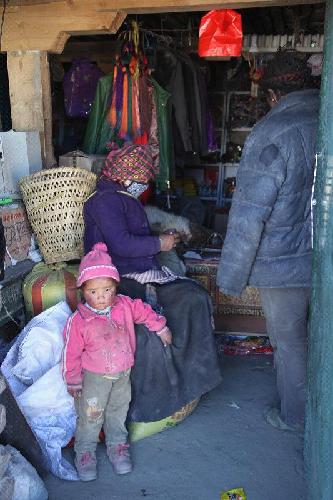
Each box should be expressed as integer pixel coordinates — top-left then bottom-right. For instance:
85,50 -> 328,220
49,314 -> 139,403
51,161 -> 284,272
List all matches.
67,387 -> 81,399
156,326 -> 172,347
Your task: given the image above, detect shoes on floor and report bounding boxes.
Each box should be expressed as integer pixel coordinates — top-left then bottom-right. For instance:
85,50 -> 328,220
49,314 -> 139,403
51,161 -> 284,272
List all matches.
265,407 -> 303,432
107,443 -> 133,475
75,451 -> 97,481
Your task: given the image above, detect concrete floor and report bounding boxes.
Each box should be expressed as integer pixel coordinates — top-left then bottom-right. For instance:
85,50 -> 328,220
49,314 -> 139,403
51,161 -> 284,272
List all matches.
42,354 -> 306,500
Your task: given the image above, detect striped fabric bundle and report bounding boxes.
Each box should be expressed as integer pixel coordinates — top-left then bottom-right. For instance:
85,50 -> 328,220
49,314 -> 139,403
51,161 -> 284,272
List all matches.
23,262 -> 80,319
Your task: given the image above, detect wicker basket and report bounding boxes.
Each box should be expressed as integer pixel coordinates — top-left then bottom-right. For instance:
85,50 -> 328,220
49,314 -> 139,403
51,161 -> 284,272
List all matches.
19,167 -> 97,264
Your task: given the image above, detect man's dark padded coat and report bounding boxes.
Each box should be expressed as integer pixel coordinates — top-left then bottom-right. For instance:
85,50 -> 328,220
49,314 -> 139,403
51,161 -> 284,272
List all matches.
217,90 -> 319,296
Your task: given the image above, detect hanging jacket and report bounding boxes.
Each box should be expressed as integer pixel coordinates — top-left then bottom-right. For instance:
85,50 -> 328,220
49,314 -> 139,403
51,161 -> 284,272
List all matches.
83,76 -> 173,189
179,54 -> 201,155
217,90 -> 319,296
83,73 -> 114,154
63,59 -> 104,118
154,48 -> 192,152
153,78 -> 174,188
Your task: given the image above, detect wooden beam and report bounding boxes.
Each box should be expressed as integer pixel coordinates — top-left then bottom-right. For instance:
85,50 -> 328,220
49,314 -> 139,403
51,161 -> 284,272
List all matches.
7,51 -> 56,168
60,40 -> 121,63
4,0 -> 324,15
1,0 -> 323,54
1,3 -> 126,53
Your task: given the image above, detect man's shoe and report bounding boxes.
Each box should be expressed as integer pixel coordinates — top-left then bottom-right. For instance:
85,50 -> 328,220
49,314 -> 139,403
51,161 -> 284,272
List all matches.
74,451 -> 97,481
265,407 -> 303,432
107,443 -> 132,475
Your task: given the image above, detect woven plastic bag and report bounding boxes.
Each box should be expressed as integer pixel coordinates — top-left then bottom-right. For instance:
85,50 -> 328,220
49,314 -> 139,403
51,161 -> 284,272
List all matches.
198,9 -> 242,58
0,445 -> 48,500
2,303 -> 77,481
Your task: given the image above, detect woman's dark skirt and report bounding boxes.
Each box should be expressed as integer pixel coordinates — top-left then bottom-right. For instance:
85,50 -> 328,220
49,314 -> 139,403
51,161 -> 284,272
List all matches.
119,278 -> 222,422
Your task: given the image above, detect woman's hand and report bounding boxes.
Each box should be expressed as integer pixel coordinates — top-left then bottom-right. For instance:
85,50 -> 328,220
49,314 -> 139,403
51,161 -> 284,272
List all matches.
156,326 -> 173,347
159,233 -> 181,251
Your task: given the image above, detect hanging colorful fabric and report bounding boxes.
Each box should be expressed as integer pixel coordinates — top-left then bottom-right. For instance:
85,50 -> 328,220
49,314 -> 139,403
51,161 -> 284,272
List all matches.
119,69 -> 128,139
109,65 -> 118,130
198,9 -> 243,59
106,23 -> 152,143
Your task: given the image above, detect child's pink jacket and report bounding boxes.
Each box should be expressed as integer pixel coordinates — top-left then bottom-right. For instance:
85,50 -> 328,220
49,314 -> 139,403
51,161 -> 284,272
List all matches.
62,294 -> 166,390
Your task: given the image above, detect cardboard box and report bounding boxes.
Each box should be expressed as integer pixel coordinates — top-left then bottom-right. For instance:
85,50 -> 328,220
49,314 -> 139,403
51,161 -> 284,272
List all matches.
0,203 -> 32,266
59,150 -> 106,175
0,130 -> 42,199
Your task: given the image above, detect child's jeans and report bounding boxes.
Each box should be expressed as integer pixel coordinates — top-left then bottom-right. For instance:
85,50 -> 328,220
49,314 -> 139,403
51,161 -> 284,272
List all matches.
74,369 -> 131,454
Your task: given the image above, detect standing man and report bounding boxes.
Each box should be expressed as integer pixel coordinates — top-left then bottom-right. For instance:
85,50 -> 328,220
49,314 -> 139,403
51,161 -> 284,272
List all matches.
217,50 -> 319,431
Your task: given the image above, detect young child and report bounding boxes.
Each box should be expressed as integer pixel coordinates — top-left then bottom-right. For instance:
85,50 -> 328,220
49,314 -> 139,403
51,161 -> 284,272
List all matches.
62,242 -> 172,482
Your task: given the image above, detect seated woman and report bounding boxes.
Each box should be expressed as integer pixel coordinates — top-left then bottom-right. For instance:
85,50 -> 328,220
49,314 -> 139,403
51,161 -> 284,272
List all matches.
83,143 -> 222,423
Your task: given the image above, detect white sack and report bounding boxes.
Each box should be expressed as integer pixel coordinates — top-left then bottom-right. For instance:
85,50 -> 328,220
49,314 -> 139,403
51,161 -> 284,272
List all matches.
11,301 -> 71,385
18,364 -> 74,419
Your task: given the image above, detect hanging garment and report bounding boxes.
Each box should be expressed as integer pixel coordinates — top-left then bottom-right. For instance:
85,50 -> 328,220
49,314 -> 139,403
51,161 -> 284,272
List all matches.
83,76 -> 173,189
154,48 -> 192,153
152,79 -> 174,189
106,45 -> 152,144
83,73 -> 114,154
63,59 -> 104,118
178,54 -> 202,155
148,83 -> 159,171
196,65 -> 210,156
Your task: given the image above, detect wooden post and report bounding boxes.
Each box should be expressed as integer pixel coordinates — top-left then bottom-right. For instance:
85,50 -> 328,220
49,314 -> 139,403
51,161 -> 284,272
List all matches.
2,5 -> 126,169
7,50 -> 56,168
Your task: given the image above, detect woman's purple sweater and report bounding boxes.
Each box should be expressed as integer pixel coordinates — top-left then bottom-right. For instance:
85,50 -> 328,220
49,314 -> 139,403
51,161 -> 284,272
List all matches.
84,178 -> 161,275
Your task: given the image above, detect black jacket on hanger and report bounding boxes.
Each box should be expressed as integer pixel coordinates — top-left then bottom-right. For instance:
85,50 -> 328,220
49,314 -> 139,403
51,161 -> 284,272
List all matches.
153,48 -> 192,153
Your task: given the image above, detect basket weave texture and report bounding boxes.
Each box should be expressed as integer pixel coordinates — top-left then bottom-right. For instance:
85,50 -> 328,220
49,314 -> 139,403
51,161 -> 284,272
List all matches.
19,167 -> 97,264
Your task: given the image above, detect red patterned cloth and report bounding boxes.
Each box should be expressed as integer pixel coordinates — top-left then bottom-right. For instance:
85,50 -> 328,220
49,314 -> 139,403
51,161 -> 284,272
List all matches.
103,143 -> 157,183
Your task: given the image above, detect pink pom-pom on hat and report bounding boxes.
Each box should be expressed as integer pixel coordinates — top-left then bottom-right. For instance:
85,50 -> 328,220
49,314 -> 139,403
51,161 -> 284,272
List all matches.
77,242 -> 120,287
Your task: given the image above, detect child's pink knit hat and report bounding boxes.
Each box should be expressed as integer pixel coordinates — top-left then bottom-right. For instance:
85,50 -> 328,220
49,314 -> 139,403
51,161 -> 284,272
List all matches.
77,242 -> 120,287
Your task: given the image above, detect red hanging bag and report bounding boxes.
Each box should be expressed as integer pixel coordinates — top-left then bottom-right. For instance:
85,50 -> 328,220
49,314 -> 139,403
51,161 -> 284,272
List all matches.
198,9 -> 243,59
